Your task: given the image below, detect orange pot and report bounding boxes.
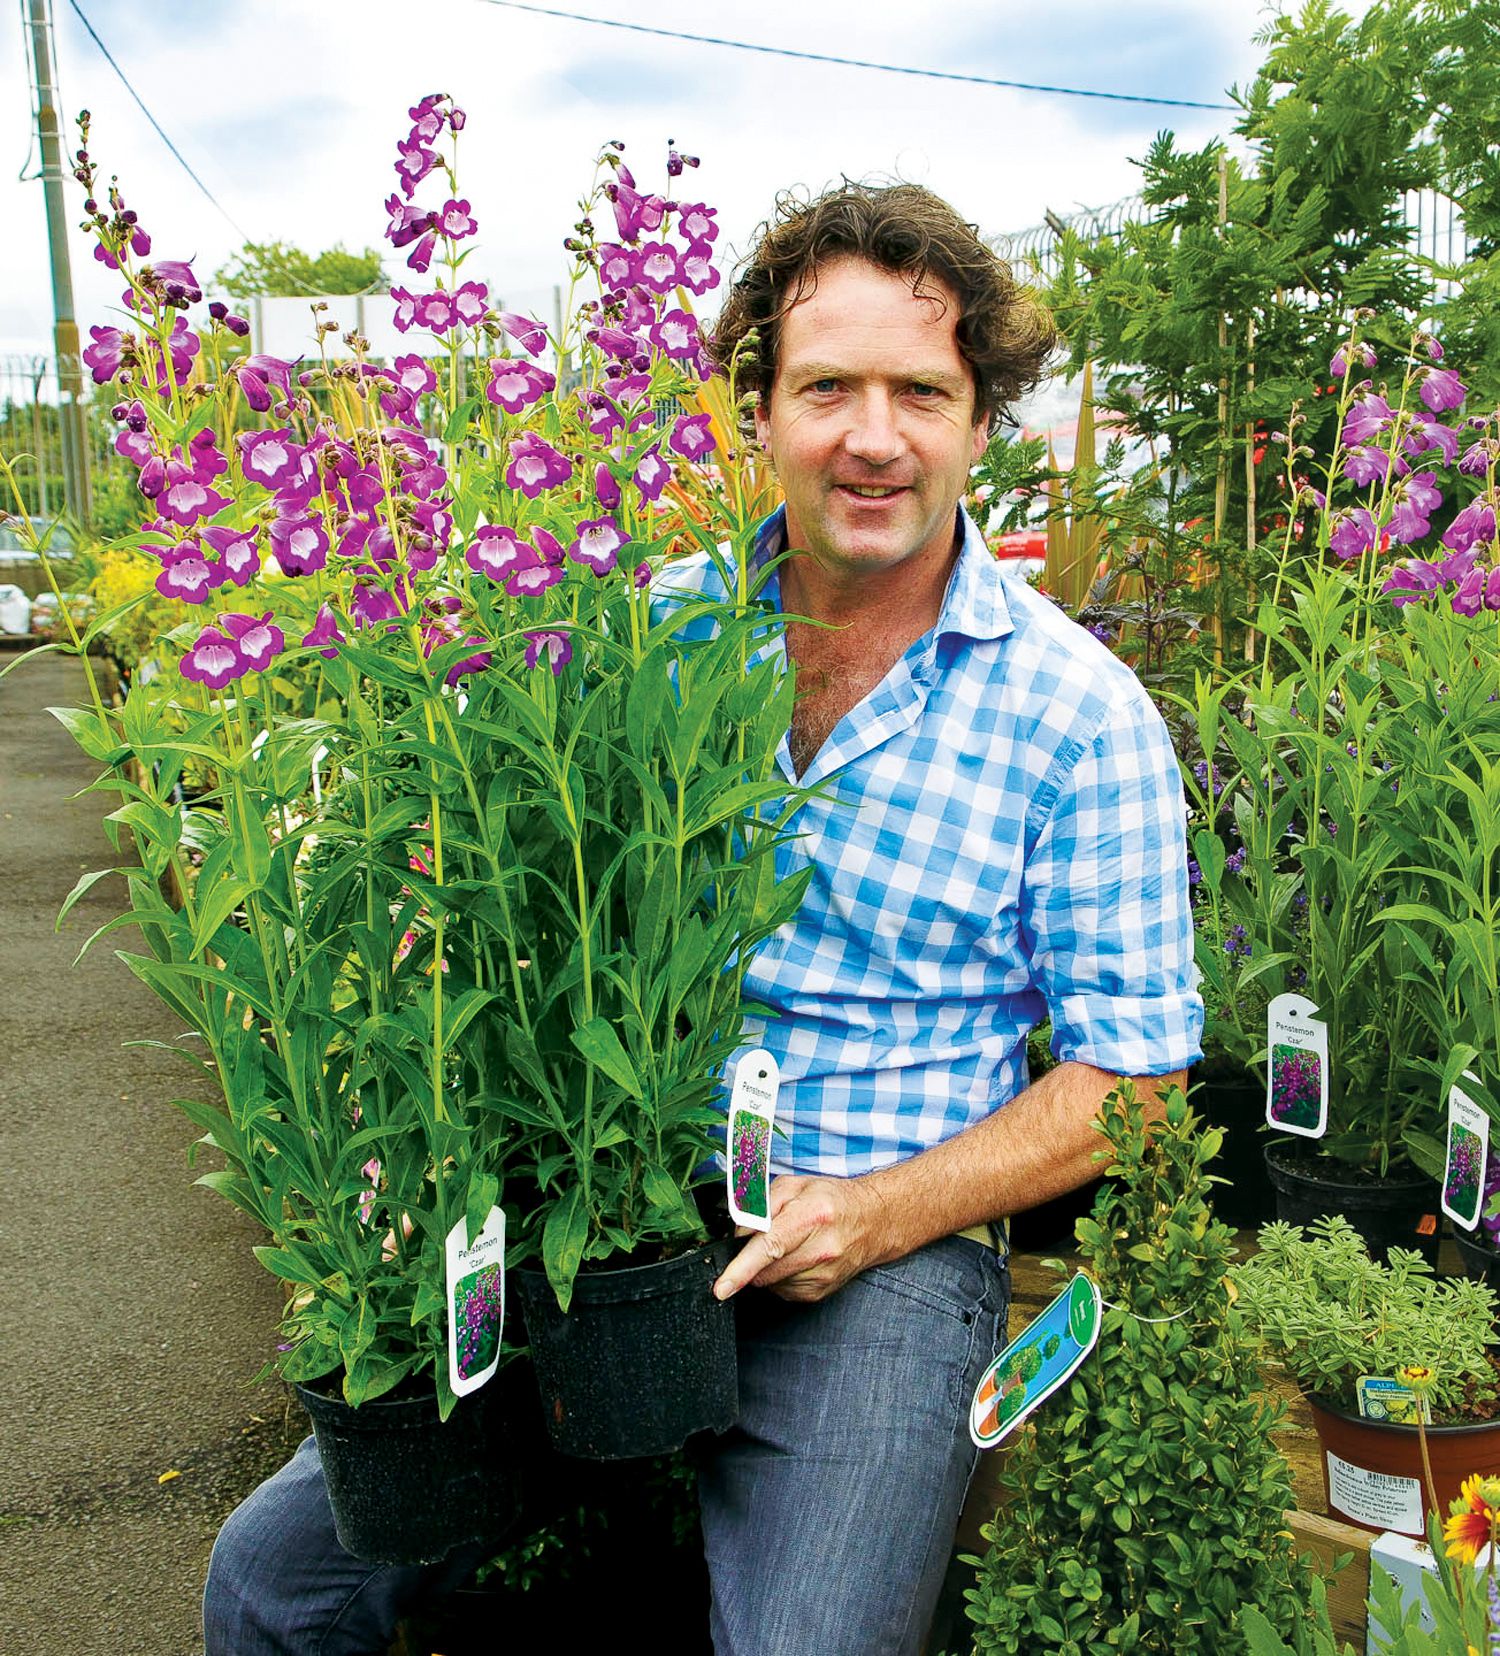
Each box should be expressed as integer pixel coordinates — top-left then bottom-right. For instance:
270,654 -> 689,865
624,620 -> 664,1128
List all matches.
1308,1395 -> 1500,1536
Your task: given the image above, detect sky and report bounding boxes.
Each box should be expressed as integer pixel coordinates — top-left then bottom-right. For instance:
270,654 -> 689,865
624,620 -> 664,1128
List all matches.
4,0 -> 1300,378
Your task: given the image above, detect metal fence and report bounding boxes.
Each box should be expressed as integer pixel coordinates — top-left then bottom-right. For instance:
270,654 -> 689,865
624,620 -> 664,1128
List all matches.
0,351 -> 109,525
994,186 -> 1474,288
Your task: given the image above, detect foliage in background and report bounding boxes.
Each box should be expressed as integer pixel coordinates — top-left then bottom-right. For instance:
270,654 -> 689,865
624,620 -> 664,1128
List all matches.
965,1085 -> 1314,1654
212,240 -> 388,298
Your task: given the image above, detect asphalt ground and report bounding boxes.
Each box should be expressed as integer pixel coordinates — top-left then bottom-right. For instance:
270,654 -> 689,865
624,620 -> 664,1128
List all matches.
0,651 -> 303,1656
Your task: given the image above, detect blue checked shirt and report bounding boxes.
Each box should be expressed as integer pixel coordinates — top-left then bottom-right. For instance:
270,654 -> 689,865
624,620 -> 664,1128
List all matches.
659,507 -> 1202,1179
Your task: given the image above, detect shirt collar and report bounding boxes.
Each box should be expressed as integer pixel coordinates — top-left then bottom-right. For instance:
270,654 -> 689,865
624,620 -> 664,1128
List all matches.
750,504 -> 1014,644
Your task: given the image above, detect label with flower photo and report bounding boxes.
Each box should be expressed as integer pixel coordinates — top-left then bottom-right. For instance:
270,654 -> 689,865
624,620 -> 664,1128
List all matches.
1354,1375 -> 1430,1426
1442,1078 -> 1490,1233
445,1206 -> 505,1399
1265,992 -> 1329,1138
726,1048 -> 779,1232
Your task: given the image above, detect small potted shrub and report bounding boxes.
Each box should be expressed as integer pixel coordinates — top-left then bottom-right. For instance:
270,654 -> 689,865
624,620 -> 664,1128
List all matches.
965,1084 -> 1317,1652
1233,1215 -> 1500,1534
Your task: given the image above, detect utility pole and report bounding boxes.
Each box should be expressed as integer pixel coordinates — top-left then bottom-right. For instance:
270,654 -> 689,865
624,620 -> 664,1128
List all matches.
24,0 -> 92,528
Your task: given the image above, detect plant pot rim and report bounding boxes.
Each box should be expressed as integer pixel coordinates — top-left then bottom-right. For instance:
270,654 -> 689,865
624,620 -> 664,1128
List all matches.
1263,1138 -> 1427,1193
515,1234 -> 725,1290
1307,1391 -> 1500,1436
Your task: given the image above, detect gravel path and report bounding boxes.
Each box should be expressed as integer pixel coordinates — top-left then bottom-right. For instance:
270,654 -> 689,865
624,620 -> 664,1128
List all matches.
0,652 -> 303,1656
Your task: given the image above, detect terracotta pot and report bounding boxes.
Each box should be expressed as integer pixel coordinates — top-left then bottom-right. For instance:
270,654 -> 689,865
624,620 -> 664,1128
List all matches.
1307,1394 -> 1500,1536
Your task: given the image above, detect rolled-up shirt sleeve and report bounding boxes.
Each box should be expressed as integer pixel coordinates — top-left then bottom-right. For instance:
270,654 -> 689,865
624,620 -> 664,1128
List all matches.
1019,691 -> 1203,1076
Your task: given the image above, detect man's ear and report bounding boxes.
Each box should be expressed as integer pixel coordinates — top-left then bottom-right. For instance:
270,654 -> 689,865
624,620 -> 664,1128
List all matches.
753,396 -> 772,457
969,414 -> 990,465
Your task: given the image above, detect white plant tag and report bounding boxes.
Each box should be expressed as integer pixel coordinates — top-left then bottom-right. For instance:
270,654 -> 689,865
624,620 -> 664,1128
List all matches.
1443,1075 -> 1490,1233
726,1047 -> 779,1232
1265,992 -> 1329,1138
445,1206 -> 505,1398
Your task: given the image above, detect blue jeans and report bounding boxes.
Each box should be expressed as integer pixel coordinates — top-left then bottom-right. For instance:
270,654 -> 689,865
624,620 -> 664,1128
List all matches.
203,1236 -> 1008,1655
700,1234 -> 1009,1655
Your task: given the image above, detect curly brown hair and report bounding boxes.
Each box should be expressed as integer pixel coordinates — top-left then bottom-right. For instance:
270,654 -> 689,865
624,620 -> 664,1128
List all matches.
710,181 -> 1056,432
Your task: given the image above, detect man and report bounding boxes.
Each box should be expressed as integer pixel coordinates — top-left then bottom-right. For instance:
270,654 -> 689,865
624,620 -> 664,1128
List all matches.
682,181 -> 1200,1653
203,181 -> 1199,1655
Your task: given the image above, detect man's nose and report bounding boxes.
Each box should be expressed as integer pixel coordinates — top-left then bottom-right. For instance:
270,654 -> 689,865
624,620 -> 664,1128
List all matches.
843,391 -> 903,466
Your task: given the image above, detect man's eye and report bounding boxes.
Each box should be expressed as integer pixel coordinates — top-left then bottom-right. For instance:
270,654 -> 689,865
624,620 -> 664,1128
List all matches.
911,382 -> 942,398
809,378 -> 839,393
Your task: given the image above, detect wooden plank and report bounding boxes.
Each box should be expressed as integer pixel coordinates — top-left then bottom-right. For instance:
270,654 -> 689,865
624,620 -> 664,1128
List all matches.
1288,1508 -> 1372,1651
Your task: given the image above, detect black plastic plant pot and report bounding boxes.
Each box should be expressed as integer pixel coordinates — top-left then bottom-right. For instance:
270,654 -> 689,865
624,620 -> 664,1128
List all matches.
515,1237 -> 738,1460
295,1373 -> 519,1566
1194,1063 -> 1276,1231
1455,1226 -> 1500,1293
1263,1139 -> 1440,1266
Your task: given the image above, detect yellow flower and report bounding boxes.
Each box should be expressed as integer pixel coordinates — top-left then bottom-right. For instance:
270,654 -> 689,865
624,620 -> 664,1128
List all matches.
1397,1363 -> 1435,1395
1443,1474 -> 1500,1565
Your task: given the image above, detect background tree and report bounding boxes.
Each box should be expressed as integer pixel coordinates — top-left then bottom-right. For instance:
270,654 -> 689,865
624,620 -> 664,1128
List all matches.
212,240 -> 387,297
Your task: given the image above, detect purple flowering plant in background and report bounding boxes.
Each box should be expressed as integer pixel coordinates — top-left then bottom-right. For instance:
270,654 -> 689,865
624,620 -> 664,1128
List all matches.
1179,315 -> 1500,1175
9,97 -> 813,1404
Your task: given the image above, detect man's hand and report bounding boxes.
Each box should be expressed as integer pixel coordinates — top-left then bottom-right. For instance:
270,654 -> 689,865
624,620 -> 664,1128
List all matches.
713,1174 -> 886,1303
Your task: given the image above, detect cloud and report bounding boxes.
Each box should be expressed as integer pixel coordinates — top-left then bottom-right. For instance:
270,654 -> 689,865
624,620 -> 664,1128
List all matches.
2,0 -> 1277,358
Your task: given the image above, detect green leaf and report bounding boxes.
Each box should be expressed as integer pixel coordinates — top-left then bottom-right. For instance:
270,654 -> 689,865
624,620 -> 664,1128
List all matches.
641,1163 -> 692,1225
569,1017 -> 643,1100
442,393 -> 482,442
466,1171 -> 500,1244
542,1187 -> 589,1314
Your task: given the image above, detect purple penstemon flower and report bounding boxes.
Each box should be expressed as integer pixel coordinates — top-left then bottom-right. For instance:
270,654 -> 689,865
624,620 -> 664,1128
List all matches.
498,312 -> 547,356
597,245 -> 636,289
237,429 -> 303,490
187,428 -> 228,484
668,412 -> 716,462
485,358 -> 556,414
412,290 -> 458,334
607,177 -> 666,241
533,528 -> 565,567
1387,497 -> 1430,545
384,194 -> 434,249
159,465 -> 231,528
235,353 -> 297,414
147,258 -> 202,304
1442,499 -> 1498,556
200,525 -> 260,587
437,198 -> 478,240
453,281 -> 489,327
1381,559 -> 1445,606
137,455 -> 166,499
594,461 -> 622,511
505,433 -> 571,499
350,578 -> 410,630
221,611 -> 285,673
394,138 -> 438,197
1342,445 -> 1389,486
569,515 -> 630,575
506,560 -> 565,598
393,354 -> 439,398
633,445 -> 672,505
1403,417 -> 1460,466
302,603 -> 346,659
146,316 -> 201,394
1404,470 -> 1442,518
523,630 -> 572,674
406,230 -> 438,274
633,242 -> 680,293
269,511 -> 331,577
678,242 -> 720,295
466,526 -> 533,583
154,543 -> 217,603
391,286 -> 419,332
1419,366 -> 1467,414
1342,391 -> 1394,447
675,202 -> 718,243
1453,564 -> 1487,617
82,323 -> 127,384
1460,437 -> 1498,478
1328,506 -> 1381,562
179,625 -> 245,689
589,324 -> 645,365
650,309 -> 700,360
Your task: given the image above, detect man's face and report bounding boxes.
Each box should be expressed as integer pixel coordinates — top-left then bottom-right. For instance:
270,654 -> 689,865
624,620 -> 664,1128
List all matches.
754,256 -> 988,580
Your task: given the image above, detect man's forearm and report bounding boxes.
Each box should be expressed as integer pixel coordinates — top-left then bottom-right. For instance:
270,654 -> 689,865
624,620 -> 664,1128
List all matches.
713,1061 -> 1185,1301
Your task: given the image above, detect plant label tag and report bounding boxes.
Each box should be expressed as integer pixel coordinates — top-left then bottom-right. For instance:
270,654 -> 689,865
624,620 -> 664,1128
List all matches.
445,1205 -> 505,1399
727,1048 -> 779,1232
1443,1077 -> 1489,1233
1355,1375 -> 1430,1425
969,1272 -> 1101,1450
1265,992 -> 1329,1138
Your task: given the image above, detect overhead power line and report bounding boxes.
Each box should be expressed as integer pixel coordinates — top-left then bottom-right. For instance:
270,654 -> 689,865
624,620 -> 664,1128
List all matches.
474,0 -> 1238,112
63,0 -> 384,298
